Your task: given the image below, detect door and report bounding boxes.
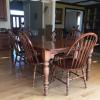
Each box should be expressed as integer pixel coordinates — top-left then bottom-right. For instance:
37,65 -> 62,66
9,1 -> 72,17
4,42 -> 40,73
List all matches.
65,9 -> 83,32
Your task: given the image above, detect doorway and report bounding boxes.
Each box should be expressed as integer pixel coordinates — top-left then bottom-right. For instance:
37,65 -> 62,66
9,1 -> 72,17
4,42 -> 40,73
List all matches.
10,1 -> 24,34
64,9 -> 83,32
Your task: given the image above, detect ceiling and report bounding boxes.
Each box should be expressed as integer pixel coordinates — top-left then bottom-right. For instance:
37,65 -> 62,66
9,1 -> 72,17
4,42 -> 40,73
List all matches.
61,0 -> 100,6
10,0 -> 100,6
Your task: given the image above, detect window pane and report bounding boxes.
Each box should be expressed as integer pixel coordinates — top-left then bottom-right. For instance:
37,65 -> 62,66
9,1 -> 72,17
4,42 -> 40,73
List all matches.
21,17 -> 24,23
21,17 -> 24,27
77,16 -> 80,26
13,17 -> 16,28
16,17 -> 19,28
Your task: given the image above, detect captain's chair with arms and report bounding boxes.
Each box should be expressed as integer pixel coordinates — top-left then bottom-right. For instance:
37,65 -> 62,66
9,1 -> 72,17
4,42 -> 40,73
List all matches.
51,33 -> 98,95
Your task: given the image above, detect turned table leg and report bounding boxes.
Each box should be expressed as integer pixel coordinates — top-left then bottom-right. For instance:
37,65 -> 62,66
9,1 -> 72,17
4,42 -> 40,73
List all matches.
86,49 -> 93,81
44,63 -> 49,96
43,50 -> 50,96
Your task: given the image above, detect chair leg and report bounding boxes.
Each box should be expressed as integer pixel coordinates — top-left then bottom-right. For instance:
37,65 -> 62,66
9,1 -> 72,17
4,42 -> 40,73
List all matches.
10,56 -> 14,73
19,56 -> 22,72
10,49 -> 15,73
33,65 -> 36,87
66,71 -> 69,96
15,55 -> 18,70
15,55 -> 20,78
50,65 -> 56,83
82,69 -> 87,88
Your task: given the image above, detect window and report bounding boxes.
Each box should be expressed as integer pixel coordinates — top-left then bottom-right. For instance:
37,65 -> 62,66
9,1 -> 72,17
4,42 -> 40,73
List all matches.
10,10 -> 24,28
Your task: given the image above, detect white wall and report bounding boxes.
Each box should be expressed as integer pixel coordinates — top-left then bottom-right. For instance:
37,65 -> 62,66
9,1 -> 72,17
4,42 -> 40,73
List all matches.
44,3 -> 52,27
43,1 -> 56,31
0,0 -> 11,29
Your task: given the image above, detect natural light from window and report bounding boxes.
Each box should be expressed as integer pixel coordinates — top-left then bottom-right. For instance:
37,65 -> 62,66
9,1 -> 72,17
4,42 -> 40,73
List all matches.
10,10 -> 24,28
77,15 -> 80,27
10,10 -> 24,16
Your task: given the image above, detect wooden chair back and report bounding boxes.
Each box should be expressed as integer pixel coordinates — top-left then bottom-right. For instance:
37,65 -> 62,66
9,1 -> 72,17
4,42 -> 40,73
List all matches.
66,30 -> 80,47
54,29 -> 64,48
61,33 -> 97,69
19,32 -> 39,65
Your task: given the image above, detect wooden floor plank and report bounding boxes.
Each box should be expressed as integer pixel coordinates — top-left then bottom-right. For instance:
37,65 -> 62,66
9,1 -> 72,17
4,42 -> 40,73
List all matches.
0,50 -> 100,100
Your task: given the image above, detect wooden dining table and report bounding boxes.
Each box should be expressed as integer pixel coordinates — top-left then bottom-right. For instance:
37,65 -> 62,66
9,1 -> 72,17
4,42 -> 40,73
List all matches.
11,32 -> 98,96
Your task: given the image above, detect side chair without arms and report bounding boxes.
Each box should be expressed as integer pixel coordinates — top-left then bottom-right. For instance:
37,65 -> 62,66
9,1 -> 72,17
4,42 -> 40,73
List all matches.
50,33 -> 97,95
19,32 -> 44,87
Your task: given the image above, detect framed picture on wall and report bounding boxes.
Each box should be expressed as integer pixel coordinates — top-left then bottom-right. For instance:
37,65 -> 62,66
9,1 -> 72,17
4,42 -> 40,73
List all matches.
55,8 -> 63,24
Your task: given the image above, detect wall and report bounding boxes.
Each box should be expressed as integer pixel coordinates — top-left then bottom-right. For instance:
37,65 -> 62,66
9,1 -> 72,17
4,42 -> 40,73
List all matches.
23,2 -> 29,30
65,10 -> 77,32
24,1 -> 42,32
0,0 -> 11,29
43,1 -> 55,31
56,3 -> 85,29
30,2 -> 42,30
10,1 -> 23,10
43,3 -> 52,28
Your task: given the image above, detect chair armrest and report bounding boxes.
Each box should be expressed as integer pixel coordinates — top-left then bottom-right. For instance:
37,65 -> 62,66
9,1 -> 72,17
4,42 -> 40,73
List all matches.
50,47 -> 69,55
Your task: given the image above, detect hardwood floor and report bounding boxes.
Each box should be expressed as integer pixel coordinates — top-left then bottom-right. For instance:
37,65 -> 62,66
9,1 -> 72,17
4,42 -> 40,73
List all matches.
0,50 -> 100,100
